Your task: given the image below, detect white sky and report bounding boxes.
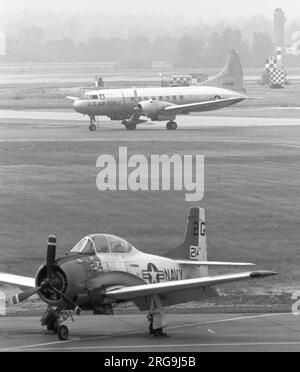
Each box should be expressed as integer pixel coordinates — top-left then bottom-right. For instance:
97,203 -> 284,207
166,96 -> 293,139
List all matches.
1,0 -> 299,20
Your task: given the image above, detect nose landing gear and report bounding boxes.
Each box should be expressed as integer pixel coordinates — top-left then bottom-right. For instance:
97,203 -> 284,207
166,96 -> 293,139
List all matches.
89,124 -> 97,132
57,325 -> 69,341
89,115 -> 97,131
42,305 -> 82,341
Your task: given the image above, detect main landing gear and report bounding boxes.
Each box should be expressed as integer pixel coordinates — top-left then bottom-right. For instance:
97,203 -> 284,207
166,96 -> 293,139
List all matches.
122,120 -> 137,131
147,296 -> 168,338
166,121 -> 178,131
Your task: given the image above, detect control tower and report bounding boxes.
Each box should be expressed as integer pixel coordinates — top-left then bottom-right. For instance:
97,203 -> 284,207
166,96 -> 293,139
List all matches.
273,8 -> 286,51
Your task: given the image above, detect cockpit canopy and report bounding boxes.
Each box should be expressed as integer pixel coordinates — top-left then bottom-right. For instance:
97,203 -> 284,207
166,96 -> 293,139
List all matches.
70,234 -> 135,255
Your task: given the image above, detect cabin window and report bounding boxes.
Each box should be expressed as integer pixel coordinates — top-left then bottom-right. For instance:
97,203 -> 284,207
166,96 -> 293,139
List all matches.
91,95 -> 98,100
159,96 -> 163,100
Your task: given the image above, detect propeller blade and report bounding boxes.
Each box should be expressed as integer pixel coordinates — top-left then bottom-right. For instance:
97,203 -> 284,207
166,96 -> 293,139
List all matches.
47,235 -> 57,279
52,287 -> 82,316
9,287 -> 41,305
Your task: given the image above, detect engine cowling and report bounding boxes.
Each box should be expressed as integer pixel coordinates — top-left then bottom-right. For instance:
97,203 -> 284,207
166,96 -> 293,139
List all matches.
137,100 -> 176,121
35,259 -> 86,307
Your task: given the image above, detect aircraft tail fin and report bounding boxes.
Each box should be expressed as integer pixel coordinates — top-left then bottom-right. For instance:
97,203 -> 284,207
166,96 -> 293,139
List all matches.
200,50 -> 246,94
164,208 -> 207,262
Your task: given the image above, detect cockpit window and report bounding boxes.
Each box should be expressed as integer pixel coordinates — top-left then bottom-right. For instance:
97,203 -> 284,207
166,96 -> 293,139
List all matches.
70,237 -> 96,255
107,235 -> 133,253
91,235 -> 110,253
83,94 -> 98,100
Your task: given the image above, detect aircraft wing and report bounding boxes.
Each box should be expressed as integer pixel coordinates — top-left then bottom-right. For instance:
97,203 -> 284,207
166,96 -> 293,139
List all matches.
105,271 -> 276,301
175,261 -> 255,267
163,97 -> 246,114
66,96 -> 80,101
0,273 -> 35,289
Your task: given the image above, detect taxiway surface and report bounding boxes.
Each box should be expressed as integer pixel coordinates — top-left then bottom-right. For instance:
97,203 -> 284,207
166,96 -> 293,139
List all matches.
0,313 -> 299,352
0,108 -> 299,143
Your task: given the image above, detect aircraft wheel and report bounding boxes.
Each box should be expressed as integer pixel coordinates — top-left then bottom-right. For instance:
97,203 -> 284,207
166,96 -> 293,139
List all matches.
89,124 -> 97,132
166,121 -> 178,130
125,123 -> 137,130
57,325 -> 69,341
171,122 -> 178,130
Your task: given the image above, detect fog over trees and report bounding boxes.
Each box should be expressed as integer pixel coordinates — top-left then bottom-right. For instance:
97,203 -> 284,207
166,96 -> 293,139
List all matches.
1,10 -> 300,67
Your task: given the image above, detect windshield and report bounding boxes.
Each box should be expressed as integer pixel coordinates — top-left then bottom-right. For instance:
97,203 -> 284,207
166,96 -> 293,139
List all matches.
84,93 -> 98,100
70,237 -> 96,255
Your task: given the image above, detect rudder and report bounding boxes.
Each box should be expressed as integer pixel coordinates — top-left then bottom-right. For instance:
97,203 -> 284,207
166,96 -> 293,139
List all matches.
164,208 -> 207,262
200,50 -> 246,94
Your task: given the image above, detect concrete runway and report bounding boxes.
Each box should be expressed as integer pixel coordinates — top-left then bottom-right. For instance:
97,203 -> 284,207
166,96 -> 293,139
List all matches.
0,109 -> 299,352
0,313 -> 300,352
0,108 -> 299,143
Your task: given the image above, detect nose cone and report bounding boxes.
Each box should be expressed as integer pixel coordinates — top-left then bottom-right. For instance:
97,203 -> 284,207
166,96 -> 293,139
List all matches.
73,99 -> 87,114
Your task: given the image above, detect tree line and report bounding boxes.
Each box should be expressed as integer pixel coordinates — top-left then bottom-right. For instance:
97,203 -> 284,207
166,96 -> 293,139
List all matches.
4,25 -> 275,67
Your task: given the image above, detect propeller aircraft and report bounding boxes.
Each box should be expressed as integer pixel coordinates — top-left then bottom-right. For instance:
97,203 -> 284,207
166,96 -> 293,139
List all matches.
0,208 -> 277,340
68,50 -> 248,131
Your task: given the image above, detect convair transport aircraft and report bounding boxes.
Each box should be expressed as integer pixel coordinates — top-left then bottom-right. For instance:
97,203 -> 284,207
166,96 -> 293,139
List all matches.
68,50 -> 248,131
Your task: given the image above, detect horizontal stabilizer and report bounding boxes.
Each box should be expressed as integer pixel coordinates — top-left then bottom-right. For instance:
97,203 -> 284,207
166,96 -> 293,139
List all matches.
175,260 -> 255,267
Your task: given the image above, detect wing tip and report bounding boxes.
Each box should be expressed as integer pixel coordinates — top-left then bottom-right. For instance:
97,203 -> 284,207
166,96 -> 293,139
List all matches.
250,271 -> 278,279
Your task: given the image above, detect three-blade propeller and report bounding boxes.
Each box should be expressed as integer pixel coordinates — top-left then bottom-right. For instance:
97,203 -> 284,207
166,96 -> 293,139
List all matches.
8,236 -> 82,315
9,235 -> 57,305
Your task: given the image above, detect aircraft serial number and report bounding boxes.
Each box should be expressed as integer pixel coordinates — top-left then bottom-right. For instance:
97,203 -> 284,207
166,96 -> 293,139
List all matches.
90,261 -> 103,272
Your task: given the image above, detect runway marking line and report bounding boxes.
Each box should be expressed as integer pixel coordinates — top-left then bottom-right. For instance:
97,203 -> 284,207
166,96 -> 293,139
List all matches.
167,312 -> 290,330
0,338 -> 80,352
17,341 -> 300,352
0,312 -> 293,352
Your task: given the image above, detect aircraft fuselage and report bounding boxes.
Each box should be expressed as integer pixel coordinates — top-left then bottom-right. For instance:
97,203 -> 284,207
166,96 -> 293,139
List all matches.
46,249 -> 208,311
73,86 -> 243,121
